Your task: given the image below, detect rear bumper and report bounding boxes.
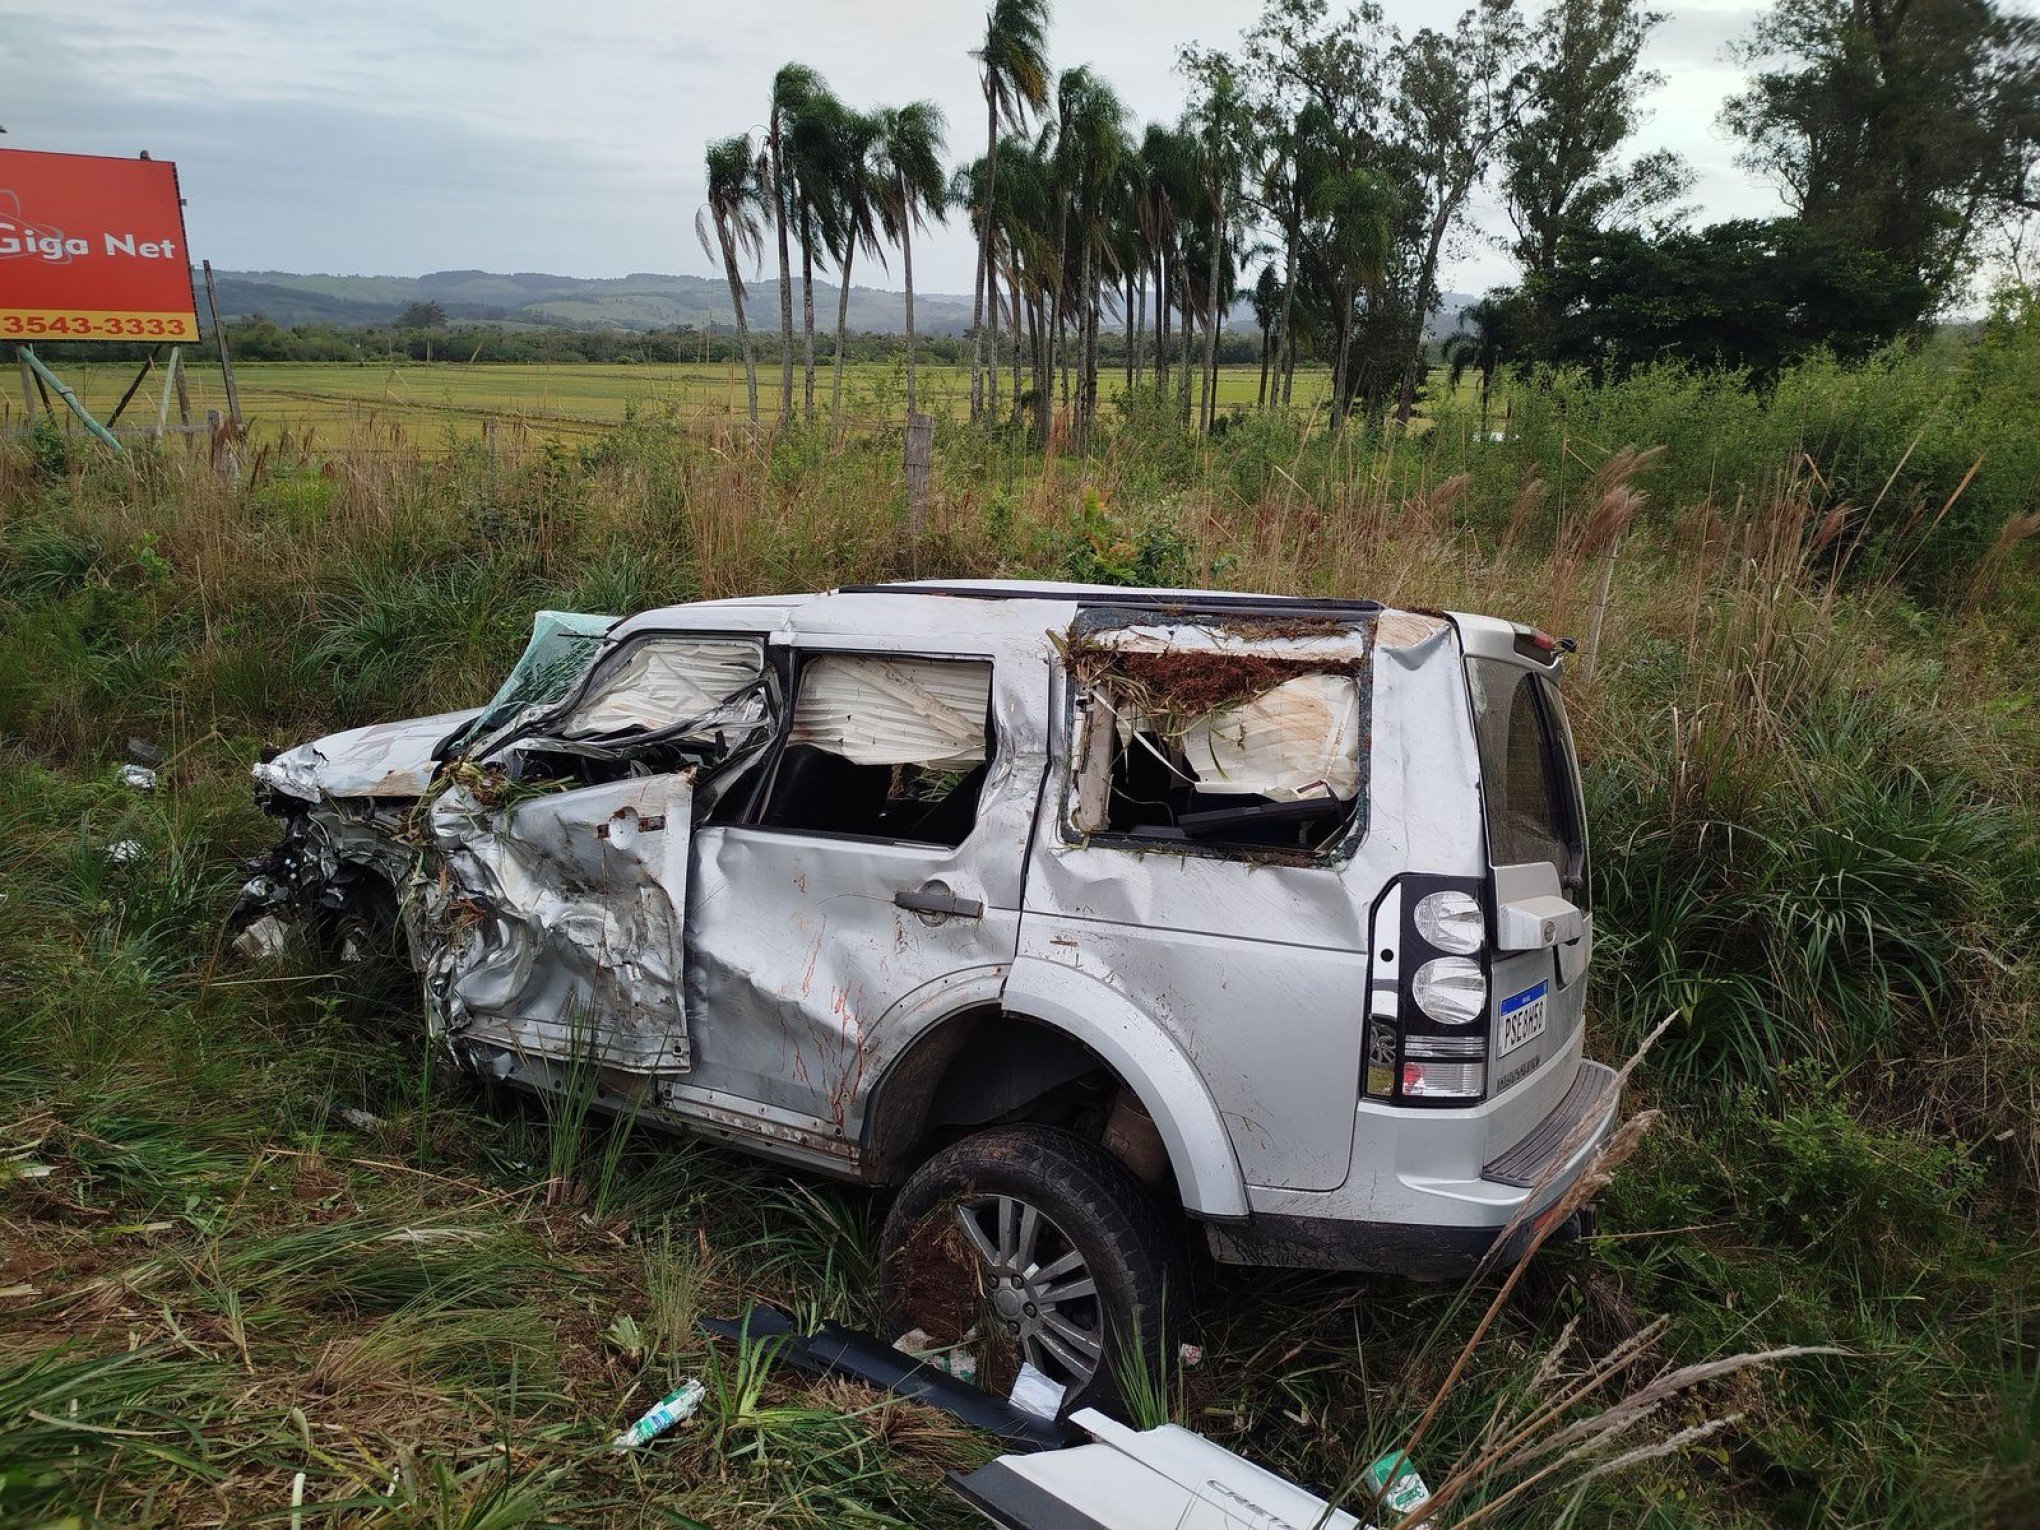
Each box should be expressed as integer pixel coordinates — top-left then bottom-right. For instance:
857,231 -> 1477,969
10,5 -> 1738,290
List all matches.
1204,1199 -> 1596,1281
1208,1060 -> 1620,1278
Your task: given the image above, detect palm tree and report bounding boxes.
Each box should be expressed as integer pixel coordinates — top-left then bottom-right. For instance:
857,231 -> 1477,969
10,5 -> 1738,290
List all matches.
968,0 -> 1052,423
1250,262 -> 1281,407
1047,68 -> 1128,446
870,101 -> 948,419
1311,166 -> 1399,431
1185,56 -> 1253,433
768,65 -> 823,422
786,83 -> 852,422
696,133 -> 767,428
826,108 -> 883,435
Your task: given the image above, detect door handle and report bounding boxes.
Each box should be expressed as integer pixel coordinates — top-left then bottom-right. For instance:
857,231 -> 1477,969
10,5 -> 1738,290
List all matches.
895,885 -> 984,920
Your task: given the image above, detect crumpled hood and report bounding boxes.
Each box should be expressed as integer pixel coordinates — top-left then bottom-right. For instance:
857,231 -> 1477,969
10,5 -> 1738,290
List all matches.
254,708 -> 481,802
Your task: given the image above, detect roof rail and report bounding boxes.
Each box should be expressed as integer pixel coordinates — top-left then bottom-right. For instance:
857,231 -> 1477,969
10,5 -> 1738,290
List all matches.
836,583 -> 1383,616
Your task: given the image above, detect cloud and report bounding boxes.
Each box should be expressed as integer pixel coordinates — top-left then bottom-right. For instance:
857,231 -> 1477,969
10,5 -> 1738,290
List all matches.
0,0 -> 1788,296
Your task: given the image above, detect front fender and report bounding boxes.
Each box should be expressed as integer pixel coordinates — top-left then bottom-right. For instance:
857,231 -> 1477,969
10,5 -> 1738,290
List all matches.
1000,955 -> 1249,1220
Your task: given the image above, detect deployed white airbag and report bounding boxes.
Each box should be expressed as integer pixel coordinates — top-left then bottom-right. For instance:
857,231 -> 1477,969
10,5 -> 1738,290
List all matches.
1178,673 -> 1363,801
788,655 -> 990,768
562,639 -> 766,738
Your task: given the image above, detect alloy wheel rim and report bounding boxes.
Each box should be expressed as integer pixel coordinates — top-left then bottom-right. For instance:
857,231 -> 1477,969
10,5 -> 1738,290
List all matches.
954,1194 -> 1104,1388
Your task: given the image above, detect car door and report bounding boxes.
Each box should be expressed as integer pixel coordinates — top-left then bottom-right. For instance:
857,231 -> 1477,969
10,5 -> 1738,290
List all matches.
681,641 -> 1040,1137
422,631 -> 774,1079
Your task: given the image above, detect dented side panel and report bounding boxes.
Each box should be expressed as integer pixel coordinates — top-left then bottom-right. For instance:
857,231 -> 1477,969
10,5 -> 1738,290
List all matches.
424,773 -> 694,1072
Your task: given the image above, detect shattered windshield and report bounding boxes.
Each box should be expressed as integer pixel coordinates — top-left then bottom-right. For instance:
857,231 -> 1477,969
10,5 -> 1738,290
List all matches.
441,610 -> 616,757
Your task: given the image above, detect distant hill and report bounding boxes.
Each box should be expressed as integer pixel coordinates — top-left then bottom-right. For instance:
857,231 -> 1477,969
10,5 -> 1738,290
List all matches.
203,267 -> 1481,340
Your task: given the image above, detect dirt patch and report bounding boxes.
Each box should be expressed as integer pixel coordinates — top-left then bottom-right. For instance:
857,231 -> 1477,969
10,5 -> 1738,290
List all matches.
892,1204 -> 1025,1397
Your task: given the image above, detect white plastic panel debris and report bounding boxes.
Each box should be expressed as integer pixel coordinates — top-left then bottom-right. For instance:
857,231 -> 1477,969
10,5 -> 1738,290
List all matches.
1176,672 -> 1363,801
787,655 -> 991,768
561,638 -> 767,739
950,1406 -> 1372,1529
421,773 -> 694,1072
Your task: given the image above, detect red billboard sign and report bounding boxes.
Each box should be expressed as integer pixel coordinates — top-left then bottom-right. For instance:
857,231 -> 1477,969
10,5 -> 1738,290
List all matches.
0,149 -> 200,343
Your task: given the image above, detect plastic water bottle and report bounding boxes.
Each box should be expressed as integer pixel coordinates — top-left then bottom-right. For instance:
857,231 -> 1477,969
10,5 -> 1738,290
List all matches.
610,1379 -> 706,1451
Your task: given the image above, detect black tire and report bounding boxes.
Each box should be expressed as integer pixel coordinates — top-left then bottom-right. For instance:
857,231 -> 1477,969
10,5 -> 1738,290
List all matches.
878,1124 -> 1185,1417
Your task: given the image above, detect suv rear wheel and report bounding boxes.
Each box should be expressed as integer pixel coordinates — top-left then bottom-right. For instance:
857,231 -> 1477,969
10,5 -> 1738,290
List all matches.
878,1124 -> 1183,1416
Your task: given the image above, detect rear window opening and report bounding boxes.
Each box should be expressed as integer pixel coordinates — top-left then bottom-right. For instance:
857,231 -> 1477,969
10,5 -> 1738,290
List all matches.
1066,641 -> 1366,856
1465,657 -> 1584,882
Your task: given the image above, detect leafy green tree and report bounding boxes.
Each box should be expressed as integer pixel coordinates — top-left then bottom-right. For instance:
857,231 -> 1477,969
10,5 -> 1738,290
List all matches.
1530,217 -> 1930,382
1503,0 -> 1688,286
1387,2 -> 1532,423
696,133 -> 767,426
871,101 -> 949,416
1722,0 -> 2040,311
395,301 -> 447,330
969,0 -> 1054,423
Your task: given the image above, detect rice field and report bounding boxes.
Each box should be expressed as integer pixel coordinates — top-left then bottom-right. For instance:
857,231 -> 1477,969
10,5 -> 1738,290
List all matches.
19,358 -> 1337,445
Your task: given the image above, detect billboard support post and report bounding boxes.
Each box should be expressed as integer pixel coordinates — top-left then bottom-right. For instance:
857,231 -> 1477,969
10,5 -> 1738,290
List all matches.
154,348 -> 181,439
16,352 -> 36,420
19,347 -> 122,452
106,346 -> 160,428
201,260 -> 241,431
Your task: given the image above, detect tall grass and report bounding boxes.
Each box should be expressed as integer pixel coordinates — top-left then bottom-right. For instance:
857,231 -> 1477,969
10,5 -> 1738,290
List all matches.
1,337 -> 2035,1523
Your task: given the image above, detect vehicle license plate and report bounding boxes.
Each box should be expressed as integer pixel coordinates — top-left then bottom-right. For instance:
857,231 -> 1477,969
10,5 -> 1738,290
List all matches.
1499,982 -> 1549,1055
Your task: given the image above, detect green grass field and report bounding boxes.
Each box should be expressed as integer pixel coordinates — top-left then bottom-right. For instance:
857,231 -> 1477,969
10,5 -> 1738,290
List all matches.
26,358 -> 1336,443
2,327 -> 2035,1525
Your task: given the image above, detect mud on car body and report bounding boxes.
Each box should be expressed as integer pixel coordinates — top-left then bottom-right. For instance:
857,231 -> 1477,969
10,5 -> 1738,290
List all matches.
236,581 -> 1619,1412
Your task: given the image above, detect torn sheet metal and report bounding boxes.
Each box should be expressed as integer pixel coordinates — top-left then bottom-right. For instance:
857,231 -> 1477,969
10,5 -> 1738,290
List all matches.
257,708 -> 482,803
420,773 -> 693,1072
950,1407 -> 1379,1530
787,654 -> 991,768
558,637 -> 766,740
1176,672 -> 1363,802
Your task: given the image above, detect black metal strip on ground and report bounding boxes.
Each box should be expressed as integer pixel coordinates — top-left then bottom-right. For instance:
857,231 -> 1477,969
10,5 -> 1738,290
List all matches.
698,1305 -> 1079,1452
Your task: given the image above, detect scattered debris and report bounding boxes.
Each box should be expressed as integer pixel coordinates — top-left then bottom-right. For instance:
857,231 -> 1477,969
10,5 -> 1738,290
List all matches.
700,1305 -> 1077,1451
950,1407 -> 1427,1529
1177,1342 -> 1203,1369
1363,1450 -> 1433,1527
106,838 -> 145,866
611,1378 -> 705,1451
118,763 -> 157,790
895,1327 -> 979,1383
233,913 -> 290,962
126,736 -> 166,766
1006,1361 -> 1066,1421
337,1106 -> 382,1132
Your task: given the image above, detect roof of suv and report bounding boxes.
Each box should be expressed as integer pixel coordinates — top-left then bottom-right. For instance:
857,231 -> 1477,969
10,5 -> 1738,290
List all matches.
606,580 -> 1527,658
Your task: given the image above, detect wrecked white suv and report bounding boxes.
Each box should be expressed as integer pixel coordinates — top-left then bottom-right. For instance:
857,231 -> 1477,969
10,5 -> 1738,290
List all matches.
238,581 -> 1618,1408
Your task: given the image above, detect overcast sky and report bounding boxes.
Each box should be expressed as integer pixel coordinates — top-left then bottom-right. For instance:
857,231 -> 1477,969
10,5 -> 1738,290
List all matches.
1,0 -> 1788,297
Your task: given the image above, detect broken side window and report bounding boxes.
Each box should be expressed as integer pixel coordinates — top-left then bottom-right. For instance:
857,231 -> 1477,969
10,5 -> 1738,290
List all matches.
759,654 -> 993,848
1065,628 -> 1366,855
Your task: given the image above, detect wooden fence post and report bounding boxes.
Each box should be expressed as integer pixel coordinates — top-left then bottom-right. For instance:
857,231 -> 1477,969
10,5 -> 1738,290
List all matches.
903,411 -> 933,546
